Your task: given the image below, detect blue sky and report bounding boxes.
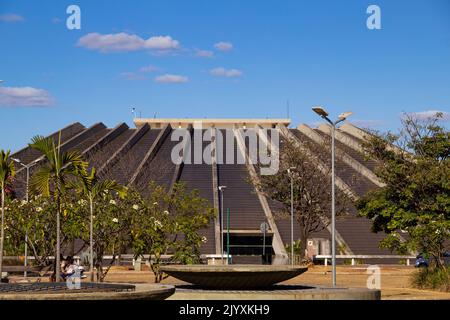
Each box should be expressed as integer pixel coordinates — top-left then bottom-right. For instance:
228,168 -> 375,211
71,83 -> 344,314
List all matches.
1,0 -> 449,152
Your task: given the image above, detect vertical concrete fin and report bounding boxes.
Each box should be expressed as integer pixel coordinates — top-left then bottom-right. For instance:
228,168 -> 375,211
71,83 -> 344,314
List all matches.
98,123 -> 150,177
298,124 -> 385,188
317,124 -> 364,153
169,124 -> 193,192
233,127 -> 288,257
128,124 -> 172,186
83,122 -> 129,157
210,128 -> 222,254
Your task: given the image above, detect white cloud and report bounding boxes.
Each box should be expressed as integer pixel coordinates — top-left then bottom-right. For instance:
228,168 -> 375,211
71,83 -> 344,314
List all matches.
0,86 -> 54,107
408,110 -> 450,121
144,36 -> 179,50
0,13 -> 24,22
210,67 -> 242,78
77,33 -> 180,53
195,49 -> 214,58
214,41 -> 233,51
154,74 -> 188,84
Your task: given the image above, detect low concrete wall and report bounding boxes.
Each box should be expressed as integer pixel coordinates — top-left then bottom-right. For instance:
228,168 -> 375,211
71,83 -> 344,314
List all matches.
168,286 -> 381,300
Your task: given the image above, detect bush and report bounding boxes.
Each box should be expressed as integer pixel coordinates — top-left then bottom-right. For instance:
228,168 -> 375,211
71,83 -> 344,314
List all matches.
411,266 -> 450,292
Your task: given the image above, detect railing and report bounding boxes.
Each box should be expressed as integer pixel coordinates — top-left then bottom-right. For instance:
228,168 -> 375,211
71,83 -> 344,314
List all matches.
314,254 -> 416,266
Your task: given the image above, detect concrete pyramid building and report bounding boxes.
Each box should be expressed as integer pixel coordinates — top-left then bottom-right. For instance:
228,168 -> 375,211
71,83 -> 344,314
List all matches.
11,118 -> 400,264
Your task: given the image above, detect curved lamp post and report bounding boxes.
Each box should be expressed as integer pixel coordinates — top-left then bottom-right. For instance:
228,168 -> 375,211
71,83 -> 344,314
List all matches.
312,106 -> 352,287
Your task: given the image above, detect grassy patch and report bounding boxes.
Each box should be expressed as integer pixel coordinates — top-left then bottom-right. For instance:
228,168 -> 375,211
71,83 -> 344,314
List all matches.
411,266 -> 450,292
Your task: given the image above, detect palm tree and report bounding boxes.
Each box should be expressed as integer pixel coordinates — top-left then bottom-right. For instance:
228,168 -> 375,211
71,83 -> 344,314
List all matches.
29,134 -> 87,282
71,167 -> 122,281
0,150 -> 16,279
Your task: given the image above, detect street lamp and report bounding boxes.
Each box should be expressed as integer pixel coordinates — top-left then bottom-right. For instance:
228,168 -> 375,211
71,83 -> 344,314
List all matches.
287,167 -> 296,266
11,158 -> 40,277
312,106 -> 352,287
218,186 -> 227,263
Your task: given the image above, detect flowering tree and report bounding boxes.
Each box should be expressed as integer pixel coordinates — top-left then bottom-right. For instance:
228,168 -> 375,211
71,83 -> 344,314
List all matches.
69,167 -> 123,281
73,188 -> 138,282
4,194 -> 84,269
132,182 -> 215,283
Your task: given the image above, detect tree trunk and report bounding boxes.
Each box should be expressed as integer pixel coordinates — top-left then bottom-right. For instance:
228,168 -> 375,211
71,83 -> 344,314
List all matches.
0,187 -> 5,279
299,230 -> 308,262
89,196 -> 94,282
55,193 -> 61,282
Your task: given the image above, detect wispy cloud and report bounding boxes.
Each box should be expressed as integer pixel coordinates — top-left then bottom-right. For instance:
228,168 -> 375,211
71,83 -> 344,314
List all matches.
214,41 -> 233,51
77,33 -> 180,53
210,67 -> 242,78
154,74 -> 188,84
195,49 -> 214,58
350,119 -> 384,128
120,65 -> 159,80
0,86 -> 54,107
0,13 -> 25,23
407,110 -> 450,121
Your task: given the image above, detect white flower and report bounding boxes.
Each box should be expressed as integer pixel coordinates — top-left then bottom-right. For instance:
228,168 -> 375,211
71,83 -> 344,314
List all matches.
109,199 -> 117,205
153,202 -> 158,206
163,210 -> 169,215
112,218 -> 119,223
36,207 -> 43,212
154,220 -> 163,228
20,200 -> 27,207
201,236 -> 207,243
132,204 -> 139,210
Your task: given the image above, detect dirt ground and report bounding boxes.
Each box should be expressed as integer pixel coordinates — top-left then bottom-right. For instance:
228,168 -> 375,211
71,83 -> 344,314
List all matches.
8,264 -> 450,300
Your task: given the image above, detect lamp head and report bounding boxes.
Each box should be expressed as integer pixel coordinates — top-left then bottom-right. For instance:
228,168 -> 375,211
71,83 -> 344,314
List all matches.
312,106 -> 329,118
338,111 -> 353,120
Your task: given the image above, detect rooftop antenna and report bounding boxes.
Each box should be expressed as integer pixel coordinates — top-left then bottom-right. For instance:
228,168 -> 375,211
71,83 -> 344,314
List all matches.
139,111 -> 142,118
153,112 -> 157,118
131,107 -> 136,119
286,100 -> 290,119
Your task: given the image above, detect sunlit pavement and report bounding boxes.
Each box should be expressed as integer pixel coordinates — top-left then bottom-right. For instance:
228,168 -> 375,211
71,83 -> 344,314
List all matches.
6,265 -> 450,300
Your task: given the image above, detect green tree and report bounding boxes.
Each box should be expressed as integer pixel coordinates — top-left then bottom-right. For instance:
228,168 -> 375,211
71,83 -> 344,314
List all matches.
70,167 -> 122,281
357,112 -> 450,269
0,150 -> 16,278
132,182 -> 215,283
29,134 -> 87,281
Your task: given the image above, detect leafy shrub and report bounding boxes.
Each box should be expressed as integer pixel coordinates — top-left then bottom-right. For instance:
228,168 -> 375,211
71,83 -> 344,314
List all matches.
411,266 -> 450,292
